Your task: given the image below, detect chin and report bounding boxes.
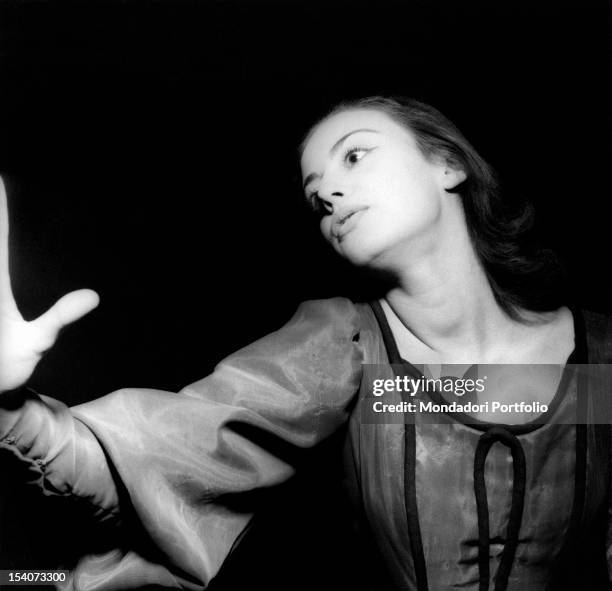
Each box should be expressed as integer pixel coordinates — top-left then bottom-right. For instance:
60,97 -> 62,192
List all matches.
335,237 -> 384,268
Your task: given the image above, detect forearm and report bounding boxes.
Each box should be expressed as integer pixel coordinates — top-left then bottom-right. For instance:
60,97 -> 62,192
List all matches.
0,388 -> 120,523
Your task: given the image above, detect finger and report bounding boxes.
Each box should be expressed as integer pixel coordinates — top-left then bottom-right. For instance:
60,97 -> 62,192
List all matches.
32,289 -> 100,350
0,176 -> 18,313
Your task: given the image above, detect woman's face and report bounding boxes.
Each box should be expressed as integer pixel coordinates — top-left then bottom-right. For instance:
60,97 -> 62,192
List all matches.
300,109 -> 464,268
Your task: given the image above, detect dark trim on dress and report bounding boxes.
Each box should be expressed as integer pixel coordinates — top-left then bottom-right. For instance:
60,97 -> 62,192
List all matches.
370,300 -> 429,591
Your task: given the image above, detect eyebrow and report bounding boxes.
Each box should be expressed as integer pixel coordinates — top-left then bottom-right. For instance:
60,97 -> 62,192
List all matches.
302,128 -> 380,190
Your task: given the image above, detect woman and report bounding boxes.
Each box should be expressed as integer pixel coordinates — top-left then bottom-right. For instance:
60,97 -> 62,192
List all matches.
1,96 -> 610,590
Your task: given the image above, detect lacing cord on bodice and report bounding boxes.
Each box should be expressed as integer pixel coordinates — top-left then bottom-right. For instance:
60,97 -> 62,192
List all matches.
474,426 -> 526,591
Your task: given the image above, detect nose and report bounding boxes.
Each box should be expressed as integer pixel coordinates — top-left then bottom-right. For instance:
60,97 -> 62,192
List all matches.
318,174 -> 345,212
317,191 -> 343,215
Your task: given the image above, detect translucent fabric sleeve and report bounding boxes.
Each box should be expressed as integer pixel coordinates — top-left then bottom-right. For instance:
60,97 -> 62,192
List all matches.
0,297 -> 364,590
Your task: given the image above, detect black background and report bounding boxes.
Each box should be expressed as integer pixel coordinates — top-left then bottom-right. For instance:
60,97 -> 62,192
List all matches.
0,0 -> 609,588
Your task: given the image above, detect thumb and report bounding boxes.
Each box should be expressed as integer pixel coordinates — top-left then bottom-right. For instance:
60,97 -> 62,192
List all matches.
33,289 -> 100,350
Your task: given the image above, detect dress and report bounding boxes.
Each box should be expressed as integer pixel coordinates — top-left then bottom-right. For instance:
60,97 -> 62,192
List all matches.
345,301 -> 612,591
1,297 -> 611,590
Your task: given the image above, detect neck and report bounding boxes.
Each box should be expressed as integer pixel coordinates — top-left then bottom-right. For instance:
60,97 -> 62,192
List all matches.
379,200 -> 515,356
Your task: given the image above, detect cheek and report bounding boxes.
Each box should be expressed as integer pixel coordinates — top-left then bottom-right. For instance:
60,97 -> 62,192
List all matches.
388,168 -> 441,216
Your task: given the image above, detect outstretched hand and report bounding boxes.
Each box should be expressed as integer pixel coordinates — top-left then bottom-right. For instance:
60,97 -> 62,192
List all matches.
0,176 -> 100,392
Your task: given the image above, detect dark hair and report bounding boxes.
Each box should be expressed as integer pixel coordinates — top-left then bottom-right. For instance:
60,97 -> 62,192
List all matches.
301,96 -> 567,322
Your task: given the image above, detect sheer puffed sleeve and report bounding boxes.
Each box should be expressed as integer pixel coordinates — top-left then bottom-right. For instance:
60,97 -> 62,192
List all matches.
0,297 -> 364,590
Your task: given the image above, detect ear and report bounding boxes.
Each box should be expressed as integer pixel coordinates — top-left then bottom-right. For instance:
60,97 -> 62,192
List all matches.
441,164 -> 467,191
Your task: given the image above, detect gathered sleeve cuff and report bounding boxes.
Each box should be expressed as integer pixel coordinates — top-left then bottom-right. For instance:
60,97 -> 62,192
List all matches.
0,388 -> 120,523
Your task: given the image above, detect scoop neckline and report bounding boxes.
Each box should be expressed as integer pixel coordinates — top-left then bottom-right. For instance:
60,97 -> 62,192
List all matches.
370,301 -> 588,435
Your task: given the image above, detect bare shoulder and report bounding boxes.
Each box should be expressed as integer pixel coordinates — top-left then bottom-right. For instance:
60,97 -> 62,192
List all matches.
519,306 -> 575,364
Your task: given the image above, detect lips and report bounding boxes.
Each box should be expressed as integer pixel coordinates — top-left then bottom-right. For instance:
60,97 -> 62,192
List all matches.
333,207 -> 368,242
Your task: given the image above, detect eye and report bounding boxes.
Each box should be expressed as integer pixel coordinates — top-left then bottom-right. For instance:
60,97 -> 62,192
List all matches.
306,191 -> 332,217
343,146 -> 369,166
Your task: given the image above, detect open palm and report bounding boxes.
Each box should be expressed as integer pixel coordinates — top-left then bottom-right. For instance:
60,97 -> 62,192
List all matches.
0,176 -> 99,392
